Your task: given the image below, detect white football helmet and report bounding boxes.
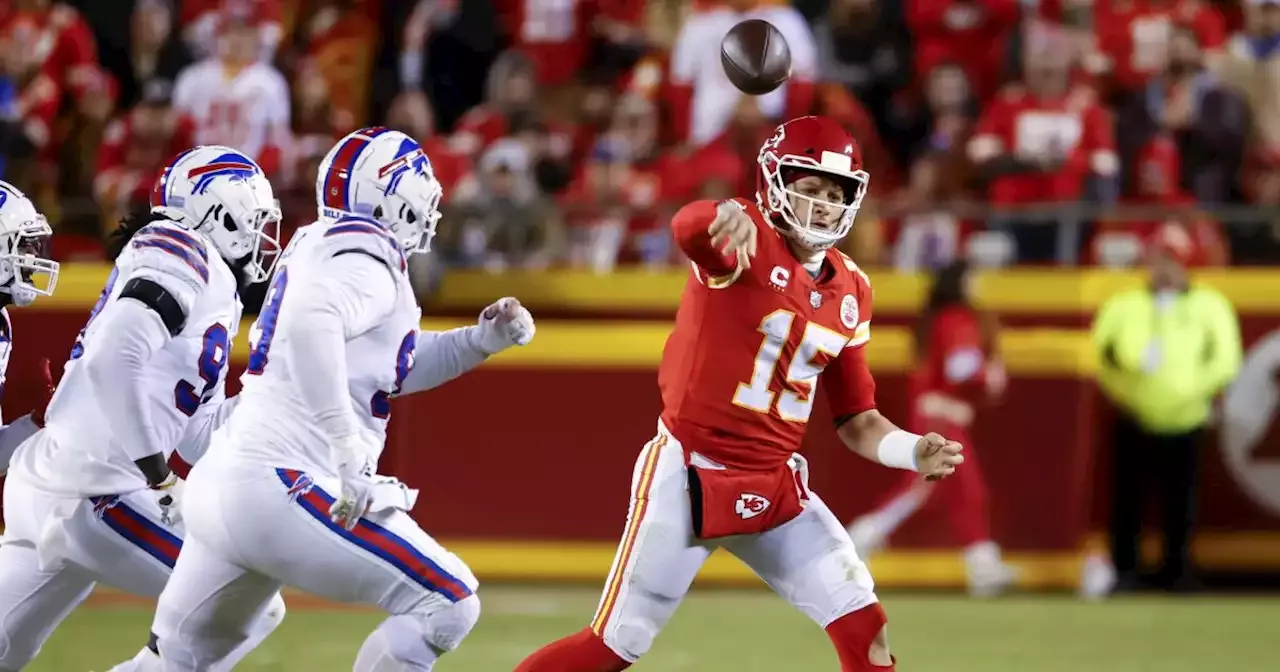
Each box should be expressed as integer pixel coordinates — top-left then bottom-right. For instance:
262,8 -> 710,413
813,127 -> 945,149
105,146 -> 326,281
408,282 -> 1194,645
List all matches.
316,126 -> 443,255
151,145 -> 282,283
0,181 -> 57,306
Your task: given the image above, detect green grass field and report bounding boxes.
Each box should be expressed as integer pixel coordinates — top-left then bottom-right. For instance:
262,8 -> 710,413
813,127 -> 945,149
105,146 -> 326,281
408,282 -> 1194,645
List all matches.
35,586 -> 1277,671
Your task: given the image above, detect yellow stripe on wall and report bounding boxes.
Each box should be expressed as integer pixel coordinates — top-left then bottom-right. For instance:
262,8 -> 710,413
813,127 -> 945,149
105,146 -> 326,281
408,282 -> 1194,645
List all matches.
225,319 -> 1093,375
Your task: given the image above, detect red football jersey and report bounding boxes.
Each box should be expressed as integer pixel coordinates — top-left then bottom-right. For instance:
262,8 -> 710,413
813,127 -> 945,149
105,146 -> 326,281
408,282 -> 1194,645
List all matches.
970,85 -> 1117,205
911,306 -> 993,404
660,198 -> 877,471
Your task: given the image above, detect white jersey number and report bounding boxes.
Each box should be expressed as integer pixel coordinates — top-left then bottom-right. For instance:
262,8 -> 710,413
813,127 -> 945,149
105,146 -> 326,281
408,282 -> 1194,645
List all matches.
733,309 -> 848,423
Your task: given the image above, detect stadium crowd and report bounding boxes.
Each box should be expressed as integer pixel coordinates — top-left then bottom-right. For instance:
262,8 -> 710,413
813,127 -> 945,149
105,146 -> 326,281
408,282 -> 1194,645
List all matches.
3,0 -> 1280,281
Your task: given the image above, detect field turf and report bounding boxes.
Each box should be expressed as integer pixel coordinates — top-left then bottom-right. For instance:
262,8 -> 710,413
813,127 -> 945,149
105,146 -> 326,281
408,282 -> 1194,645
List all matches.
38,586 -> 1276,671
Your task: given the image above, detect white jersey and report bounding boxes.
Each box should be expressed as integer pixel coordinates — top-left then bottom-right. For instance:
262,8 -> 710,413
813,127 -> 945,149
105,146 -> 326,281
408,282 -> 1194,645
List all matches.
8,220 -> 241,497
219,216 -> 421,479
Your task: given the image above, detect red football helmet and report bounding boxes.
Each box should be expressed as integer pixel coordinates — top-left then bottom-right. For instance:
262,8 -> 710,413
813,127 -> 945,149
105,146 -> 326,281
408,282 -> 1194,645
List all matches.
756,115 -> 869,250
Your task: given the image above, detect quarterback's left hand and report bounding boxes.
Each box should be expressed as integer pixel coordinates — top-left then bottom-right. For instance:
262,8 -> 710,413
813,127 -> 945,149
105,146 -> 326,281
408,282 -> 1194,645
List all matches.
474,297 -> 535,355
916,433 -> 964,482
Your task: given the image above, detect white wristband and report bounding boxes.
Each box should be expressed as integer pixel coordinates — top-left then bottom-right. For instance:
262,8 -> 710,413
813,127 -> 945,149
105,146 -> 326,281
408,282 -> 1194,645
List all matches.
877,430 -> 921,472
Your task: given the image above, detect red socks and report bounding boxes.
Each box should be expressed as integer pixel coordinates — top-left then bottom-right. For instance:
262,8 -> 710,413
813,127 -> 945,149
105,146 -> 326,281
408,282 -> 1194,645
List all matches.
826,603 -> 896,671
518,608 -> 896,672
514,627 -> 631,672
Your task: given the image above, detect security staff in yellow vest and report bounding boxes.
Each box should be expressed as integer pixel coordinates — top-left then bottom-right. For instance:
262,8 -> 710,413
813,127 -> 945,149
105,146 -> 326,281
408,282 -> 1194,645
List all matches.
1091,227 -> 1242,594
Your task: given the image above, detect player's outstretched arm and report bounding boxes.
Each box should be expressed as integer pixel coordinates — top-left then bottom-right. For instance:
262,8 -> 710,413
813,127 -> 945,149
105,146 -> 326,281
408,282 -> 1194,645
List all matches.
823,344 -> 965,480
398,297 -> 535,396
671,200 -> 757,284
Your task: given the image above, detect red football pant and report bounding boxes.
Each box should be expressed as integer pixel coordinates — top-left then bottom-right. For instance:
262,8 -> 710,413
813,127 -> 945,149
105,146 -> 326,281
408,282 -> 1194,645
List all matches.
827,602 -> 895,670
514,628 -> 630,672
874,426 -> 990,545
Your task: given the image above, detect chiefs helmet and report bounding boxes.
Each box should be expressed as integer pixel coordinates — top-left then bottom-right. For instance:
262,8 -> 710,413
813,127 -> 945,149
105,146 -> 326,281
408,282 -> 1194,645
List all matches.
757,115 -> 869,251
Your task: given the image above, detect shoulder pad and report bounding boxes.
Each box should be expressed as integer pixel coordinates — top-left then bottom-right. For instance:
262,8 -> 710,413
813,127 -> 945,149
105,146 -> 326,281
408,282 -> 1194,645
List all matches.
834,250 -> 871,289
122,223 -> 212,315
128,222 -> 212,284
320,217 -> 407,273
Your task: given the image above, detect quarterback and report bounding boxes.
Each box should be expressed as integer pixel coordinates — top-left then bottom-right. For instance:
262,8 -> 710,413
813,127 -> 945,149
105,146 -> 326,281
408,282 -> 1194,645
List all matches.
0,147 -> 286,670
129,127 -> 535,672
517,116 -> 963,672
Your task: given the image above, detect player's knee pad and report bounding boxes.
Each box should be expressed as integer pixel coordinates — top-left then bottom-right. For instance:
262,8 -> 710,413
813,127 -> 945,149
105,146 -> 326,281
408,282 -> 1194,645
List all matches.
414,593 -> 480,653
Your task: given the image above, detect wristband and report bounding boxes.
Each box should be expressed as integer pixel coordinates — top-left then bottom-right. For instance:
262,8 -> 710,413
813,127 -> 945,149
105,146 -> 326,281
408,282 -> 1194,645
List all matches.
876,430 -> 921,472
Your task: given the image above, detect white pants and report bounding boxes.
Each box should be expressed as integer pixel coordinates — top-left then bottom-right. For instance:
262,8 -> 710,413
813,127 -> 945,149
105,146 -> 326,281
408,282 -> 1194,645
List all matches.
0,475 -> 185,669
150,455 -> 478,669
590,423 -> 878,662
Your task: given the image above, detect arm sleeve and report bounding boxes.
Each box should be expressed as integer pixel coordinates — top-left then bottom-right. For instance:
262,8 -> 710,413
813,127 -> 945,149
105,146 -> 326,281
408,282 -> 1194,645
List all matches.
670,200 -> 740,279
0,414 -> 39,476
824,274 -> 876,419
172,393 -> 238,467
275,253 -> 397,445
80,298 -> 173,461
1199,293 -> 1243,397
398,327 -> 488,396
822,345 -> 878,420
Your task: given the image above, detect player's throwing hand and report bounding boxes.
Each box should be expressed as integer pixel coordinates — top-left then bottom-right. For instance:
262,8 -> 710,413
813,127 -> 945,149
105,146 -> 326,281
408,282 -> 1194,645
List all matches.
708,200 -> 758,270
915,432 -> 964,481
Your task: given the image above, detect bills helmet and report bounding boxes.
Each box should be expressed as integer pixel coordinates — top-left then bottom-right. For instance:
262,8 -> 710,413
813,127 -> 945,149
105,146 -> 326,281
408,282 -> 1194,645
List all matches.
0,182 -> 57,306
151,146 -> 282,283
316,126 -> 442,255
757,115 -> 870,251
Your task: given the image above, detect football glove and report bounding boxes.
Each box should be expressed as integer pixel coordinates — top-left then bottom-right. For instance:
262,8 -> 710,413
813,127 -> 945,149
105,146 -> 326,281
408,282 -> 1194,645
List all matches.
472,296 -> 535,355
329,451 -> 377,531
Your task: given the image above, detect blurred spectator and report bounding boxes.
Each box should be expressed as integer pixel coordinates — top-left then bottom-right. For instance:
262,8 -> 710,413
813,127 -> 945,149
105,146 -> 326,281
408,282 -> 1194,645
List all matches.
454,50 -> 575,161
180,0 -> 281,62
1220,0 -> 1280,205
284,0 -> 376,130
383,0 -> 500,132
1085,0 -> 1223,104
1117,24 -> 1247,205
94,89 -> 195,233
442,138 -> 564,271
813,0 -> 911,156
494,0 -> 646,90
668,0 -> 817,148
96,0 -> 193,112
907,0 -> 1019,103
172,3 -> 290,179
561,134 -> 636,271
891,63 -> 983,271
1091,228 -> 1242,594
0,34 -> 38,183
969,19 -> 1118,263
1088,135 -> 1228,267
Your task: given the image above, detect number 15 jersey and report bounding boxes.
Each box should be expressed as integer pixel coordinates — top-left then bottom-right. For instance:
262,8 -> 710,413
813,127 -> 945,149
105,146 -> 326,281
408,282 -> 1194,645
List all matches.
221,217 -> 421,479
660,198 -> 877,471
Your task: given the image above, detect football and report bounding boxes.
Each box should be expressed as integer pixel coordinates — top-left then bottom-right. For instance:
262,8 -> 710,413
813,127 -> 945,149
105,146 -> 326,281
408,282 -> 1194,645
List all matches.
720,19 -> 792,96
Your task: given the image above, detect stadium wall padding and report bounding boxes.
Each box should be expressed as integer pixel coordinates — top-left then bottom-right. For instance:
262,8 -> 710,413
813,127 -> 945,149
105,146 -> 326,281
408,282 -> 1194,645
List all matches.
3,265 -> 1280,588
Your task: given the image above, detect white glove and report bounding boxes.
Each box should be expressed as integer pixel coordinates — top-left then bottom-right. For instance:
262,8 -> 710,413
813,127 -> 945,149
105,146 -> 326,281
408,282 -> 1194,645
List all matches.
152,472 -> 185,527
329,451 -> 377,531
472,296 -> 535,355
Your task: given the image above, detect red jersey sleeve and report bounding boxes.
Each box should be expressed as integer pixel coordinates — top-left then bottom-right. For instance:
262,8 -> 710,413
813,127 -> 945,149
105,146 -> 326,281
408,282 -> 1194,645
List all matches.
821,270 -> 876,419
670,199 -> 740,280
